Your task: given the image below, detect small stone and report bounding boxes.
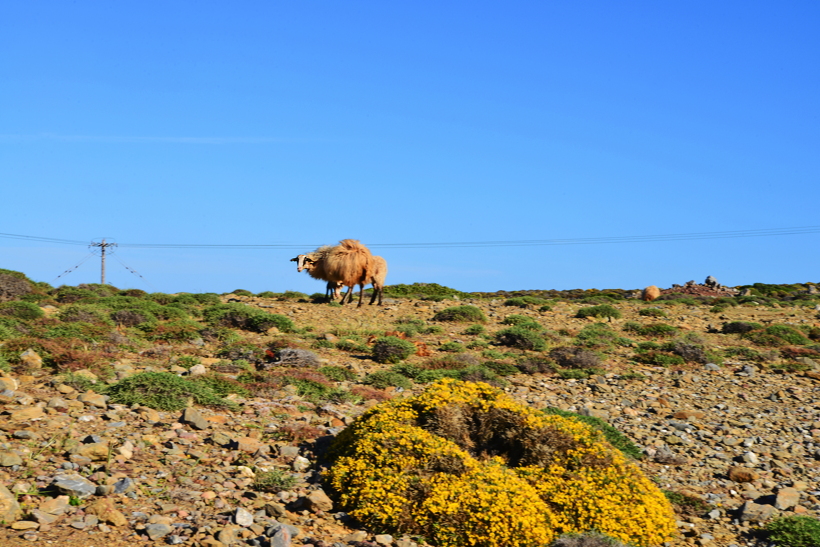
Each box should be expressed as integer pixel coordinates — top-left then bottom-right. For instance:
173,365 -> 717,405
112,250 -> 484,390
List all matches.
305,489 -> 333,513
73,442 -> 110,461
78,390 -> 108,408
19,349 -> 43,369
232,437 -> 268,453
343,531 -> 368,543
182,407 -> 210,430
38,495 -> 70,515
738,500 -> 779,522
86,498 -> 129,527
9,406 -> 45,421
217,524 -> 241,544
375,534 -> 394,545
11,521 -> 39,530
145,522 -> 174,540
0,451 -> 24,467
52,473 -> 97,498
189,364 -> 207,376
0,483 -> 23,523
235,507 -> 254,527
775,487 -> 800,510
0,375 -> 19,391
728,466 -> 759,483
292,456 -> 311,472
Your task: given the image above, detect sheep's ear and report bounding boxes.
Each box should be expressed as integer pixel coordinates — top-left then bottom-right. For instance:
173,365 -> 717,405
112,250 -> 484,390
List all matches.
289,257 -> 298,262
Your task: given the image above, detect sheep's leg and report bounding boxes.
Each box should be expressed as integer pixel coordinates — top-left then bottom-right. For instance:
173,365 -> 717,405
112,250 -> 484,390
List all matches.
356,282 -> 365,308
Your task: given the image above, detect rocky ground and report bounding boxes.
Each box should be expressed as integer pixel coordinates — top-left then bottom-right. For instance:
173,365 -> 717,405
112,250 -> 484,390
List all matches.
2,282 -> 820,547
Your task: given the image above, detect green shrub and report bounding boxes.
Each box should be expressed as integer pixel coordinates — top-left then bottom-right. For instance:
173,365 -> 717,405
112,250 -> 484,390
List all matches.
336,339 -> 371,353
765,325 -> 810,345
463,324 -> 486,335
541,407 -> 642,460
723,346 -> 777,362
574,323 -> 634,349
105,372 -> 236,411
495,326 -> 547,351
319,365 -> 357,382
638,308 -> 667,318
204,303 -> 294,332
623,322 -> 678,337
58,304 -> 114,325
142,319 -> 203,342
549,347 -> 602,370
372,336 -> 417,364
279,290 -> 308,300
192,374 -> 250,397
505,296 -> 550,307
423,324 -> 444,334
53,286 -> 98,304
634,352 -> 685,367
439,341 -> 466,353
0,301 -> 44,321
382,282 -> 471,300
312,339 -> 335,349
722,321 -> 760,334
764,515 -> 820,547
576,305 -> 621,320
501,314 -> 541,330
362,370 -> 413,390
483,360 -> 520,376
253,469 -> 298,493
432,305 -> 486,323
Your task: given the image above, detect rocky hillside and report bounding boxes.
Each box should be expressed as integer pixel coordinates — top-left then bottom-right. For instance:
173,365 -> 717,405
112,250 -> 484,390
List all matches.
1,270 -> 819,547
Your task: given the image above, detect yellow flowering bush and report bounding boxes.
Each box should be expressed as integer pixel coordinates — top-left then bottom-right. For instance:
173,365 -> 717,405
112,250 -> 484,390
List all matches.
327,379 -> 675,547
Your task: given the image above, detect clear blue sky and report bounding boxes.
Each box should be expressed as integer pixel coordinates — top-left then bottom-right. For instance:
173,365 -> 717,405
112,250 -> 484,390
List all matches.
2,2 -> 818,294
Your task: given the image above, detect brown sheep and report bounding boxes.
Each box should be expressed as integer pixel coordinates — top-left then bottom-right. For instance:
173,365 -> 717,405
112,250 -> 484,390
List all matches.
642,285 -> 661,302
292,239 -> 375,308
291,246 -> 342,300
366,255 -> 388,305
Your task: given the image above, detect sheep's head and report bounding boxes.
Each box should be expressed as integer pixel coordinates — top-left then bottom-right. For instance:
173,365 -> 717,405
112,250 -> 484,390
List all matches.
293,254 -> 318,273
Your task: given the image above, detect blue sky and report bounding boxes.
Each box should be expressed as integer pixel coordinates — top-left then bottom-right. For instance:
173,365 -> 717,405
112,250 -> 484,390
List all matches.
1,2 -> 818,294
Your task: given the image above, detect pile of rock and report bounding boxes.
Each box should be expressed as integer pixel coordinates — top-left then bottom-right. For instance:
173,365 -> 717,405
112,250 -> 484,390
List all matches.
662,276 -> 740,298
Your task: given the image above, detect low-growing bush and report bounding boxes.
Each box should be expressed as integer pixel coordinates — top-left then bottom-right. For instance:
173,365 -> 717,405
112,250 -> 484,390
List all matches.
764,515 -> 820,547
495,326 -> 547,351
327,380 -> 674,547
517,357 -> 556,374
505,296 -> 550,308
463,324 -> 486,335
372,336 -> 417,364
319,365 -> 357,382
549,347 -> 602,370
439,341 -> 466,353
0,301 -> 44,321
638,308 -> 667,318
432,305 -> 486,323
576,305 -> 621,320
634,351 -> 685,367
623,322 -> 678,337
253,469 -> 298,493
501,314 -> 541,330
574,323 -> 633,349
106,371 -> 237,411
362,370 -> 413,390
382,283 -> 471,300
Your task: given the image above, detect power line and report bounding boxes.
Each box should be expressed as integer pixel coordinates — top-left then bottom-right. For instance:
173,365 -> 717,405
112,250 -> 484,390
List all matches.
1,225 -> 818,251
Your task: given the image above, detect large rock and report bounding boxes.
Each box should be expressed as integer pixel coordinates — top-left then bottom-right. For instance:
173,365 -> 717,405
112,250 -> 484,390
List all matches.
0,483 -> 22,523
305,489 -> 333,513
